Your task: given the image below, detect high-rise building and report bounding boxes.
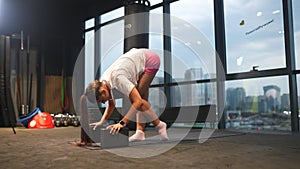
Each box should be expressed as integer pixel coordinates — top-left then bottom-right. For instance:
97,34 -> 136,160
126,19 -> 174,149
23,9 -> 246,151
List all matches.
263,85 -> 281,112
183,68 -> 204,106
226,87 -> 246,111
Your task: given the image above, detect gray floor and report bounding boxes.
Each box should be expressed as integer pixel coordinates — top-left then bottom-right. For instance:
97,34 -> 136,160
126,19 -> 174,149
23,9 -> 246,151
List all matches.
0,126 -> 299,169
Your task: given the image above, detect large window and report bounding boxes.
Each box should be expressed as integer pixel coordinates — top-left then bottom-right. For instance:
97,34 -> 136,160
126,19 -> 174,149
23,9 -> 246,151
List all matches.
82,0 -> 299,131
225,76 -> 291,131
293,0 -> 300,69
224,0 -> 286,73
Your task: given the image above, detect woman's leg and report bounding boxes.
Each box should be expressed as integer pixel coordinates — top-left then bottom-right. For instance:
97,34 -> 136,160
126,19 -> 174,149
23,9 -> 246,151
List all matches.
130,73 -> 168,141
129,73 -> 156,142
136,73 -> 156,131
129,49 -> 167,141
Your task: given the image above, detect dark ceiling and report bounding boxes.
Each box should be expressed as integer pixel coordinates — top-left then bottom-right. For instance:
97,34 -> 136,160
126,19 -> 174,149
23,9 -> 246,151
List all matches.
0,0 -> 124,36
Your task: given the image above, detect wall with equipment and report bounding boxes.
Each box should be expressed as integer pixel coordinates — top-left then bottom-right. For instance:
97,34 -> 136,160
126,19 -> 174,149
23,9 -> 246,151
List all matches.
0,0 -> 123,126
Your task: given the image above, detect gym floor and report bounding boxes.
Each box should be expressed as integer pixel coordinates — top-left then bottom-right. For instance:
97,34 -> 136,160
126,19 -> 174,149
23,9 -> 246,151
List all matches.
0,127 -> 299,169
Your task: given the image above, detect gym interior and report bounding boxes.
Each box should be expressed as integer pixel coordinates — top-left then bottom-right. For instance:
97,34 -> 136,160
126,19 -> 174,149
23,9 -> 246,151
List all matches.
0,0 -> 300,168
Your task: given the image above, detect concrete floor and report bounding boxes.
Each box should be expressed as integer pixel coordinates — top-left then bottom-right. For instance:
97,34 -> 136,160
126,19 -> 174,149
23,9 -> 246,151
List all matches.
0,126 -> 299,169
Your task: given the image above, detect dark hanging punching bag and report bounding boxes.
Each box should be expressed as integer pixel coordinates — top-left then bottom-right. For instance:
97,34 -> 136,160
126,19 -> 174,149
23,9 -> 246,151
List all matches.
0,35 -> 16,128
124,0 -> 150,53
0,35 -> 5,126
123,0 -> 151,130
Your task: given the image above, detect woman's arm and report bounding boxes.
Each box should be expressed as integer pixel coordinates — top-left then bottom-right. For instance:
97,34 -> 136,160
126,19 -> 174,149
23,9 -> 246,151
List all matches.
108,87 -> 159,134
122,87 -> 150,124
101,99 -> 116,121
90,99 -> 115,130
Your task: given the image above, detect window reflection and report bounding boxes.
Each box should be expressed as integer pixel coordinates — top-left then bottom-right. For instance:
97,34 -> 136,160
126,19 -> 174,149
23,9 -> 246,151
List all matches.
225,76 -> 291,131
224,0 -> 285,73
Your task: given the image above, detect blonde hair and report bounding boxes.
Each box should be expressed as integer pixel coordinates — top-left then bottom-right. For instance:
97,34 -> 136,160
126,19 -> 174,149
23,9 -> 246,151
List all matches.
79,80 -> 102,133
80,80 -> 103,119
77,80 -> 104,144
83,80 -> 102,103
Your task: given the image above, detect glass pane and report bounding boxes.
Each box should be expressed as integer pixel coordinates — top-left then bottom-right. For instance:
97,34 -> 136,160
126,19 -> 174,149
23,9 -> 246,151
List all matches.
84,30 -> 94,87
85,18 -> 95,30
99,20 -> 124,107
101,7 -> 124,24
170,0 -> 216,82
224,0 -> 286,73
150,0 -> 162,6
170,39 -> 216,82
100,20 -> 124,73
225,76 -> 291,132
149,86 -> 166,116
171,0 -> 215,46
150,7 -> 164,85
293,0 -> 300,69
171,82 -> 217,107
